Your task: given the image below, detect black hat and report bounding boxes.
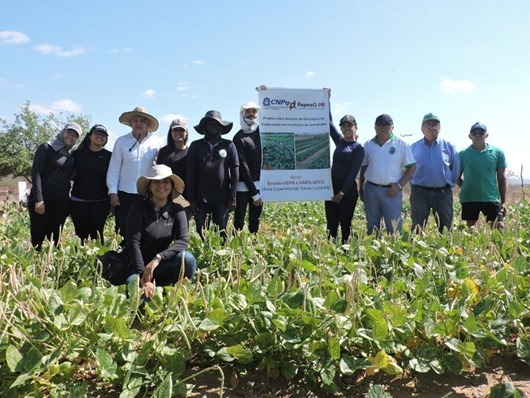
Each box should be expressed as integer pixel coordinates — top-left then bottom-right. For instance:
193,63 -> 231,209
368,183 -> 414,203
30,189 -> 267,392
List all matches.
194,110 -> 233,135
339,115 -> 357,126
375,114 -> 393,125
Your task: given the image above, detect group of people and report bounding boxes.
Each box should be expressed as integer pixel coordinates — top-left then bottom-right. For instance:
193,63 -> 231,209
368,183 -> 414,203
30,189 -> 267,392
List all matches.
27,99 -> 266,292
327,111 -> 507,243
27,93 -> 507,292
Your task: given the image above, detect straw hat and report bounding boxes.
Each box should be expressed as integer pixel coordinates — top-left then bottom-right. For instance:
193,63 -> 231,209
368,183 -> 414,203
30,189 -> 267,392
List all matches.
119,106 -> 159,132
136,165 -> 189,207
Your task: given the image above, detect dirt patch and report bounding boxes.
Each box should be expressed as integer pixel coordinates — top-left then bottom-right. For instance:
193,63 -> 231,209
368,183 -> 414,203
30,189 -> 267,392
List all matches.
184,355 -> 530,397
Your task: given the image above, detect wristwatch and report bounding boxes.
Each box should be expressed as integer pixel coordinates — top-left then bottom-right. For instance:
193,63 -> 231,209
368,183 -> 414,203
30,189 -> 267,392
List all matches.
155,253 -> 162,261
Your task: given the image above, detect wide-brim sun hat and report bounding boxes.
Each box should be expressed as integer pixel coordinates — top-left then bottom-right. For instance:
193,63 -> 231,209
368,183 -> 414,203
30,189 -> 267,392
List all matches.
119,106 -> 159,132
137,164 -> 189,207
194,110 -> 233,135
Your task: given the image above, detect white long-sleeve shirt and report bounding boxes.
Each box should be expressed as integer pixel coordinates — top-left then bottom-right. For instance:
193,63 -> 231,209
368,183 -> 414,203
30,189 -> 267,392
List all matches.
106,132 -> 161,195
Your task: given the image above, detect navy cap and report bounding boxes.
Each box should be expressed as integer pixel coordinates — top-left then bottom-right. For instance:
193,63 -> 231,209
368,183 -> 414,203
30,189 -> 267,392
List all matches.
375,114 -> 393,125
89,124 -> 108,136
470,122 -> 487,133
339,115 -> 357,126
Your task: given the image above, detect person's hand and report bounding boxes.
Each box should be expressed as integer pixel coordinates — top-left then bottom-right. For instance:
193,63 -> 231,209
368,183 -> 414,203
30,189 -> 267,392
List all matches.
143,281 -> 155,299
228,200 -> 237,212
110,193 -> 120,207
386,184 -> 402,197
252,198 -> 263,206
35,201 -> 45,215
331,192 -> 344,203
501,203 -> 508,217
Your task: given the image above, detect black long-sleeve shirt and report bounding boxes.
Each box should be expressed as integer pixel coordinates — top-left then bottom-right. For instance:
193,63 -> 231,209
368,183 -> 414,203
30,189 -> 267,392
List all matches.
156,146 -> 188,197
125,199 -> 189,274
186,138 -> 239,204
329,124 -> 365,193
72,146 -> 112,200
232,128 -> 261,197
30,143 -> 75,202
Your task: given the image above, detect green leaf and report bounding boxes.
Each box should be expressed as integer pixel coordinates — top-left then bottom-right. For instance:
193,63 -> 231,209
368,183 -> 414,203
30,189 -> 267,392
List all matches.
508,300 -> 527,319
301,259 -> 319,272
59,280 -> 78,303
198,318 -> 219,331
489,381 -> 522,398
152,374 -> 173,398
372,317 -> 389,341
6,344 -> 23,372
327,337 -> 341,360
208,308 -> 228,325
339,355 -> 367,376
280,361 -> 298,380
96,348 -> 118,380
267,275 -> 284,296
367,384 -> 392,398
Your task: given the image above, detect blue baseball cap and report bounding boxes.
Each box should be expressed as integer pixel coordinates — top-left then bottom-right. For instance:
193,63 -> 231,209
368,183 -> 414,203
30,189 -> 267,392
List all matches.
375,114 -> 393,125
470,122 -> 487,133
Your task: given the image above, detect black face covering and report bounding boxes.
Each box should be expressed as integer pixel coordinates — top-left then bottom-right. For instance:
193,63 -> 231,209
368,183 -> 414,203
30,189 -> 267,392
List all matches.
205,121 -> 222,138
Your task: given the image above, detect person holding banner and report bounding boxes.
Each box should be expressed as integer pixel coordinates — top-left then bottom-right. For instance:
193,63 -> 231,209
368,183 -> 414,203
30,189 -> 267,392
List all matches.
233,101 -> 263,233
187,110 -> 239,240
360,114 -> 416,235
325,115 -> 364,243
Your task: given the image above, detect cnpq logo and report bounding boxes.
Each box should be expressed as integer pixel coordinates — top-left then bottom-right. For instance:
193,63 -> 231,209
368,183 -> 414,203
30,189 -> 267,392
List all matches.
262,97 -> 296,110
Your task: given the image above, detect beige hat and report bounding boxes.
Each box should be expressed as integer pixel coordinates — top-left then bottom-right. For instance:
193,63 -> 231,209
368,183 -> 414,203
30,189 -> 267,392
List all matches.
119,106 -> 159,132
136,164 -> 189,207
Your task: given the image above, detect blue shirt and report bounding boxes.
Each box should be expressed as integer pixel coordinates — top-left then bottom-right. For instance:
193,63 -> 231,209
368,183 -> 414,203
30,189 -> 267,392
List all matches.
410,137 -> 460,188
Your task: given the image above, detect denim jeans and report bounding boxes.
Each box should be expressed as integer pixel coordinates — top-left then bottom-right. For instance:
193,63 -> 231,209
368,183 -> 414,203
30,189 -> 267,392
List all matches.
125,250 -> 197,287
363,183 -> 403,234
410,185 -> 453,233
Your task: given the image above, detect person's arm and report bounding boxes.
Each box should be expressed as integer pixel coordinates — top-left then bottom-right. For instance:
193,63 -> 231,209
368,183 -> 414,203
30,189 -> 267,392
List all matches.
233,134 -> 258,197
31,144 -> 47,200
329,122 -> 341,144
359,165 -> 367,202
106,140 -> 123,207
450,144 -> 461,186
497,168 -> 507,215
186,142 -> 198,212
228,142 -> 239,210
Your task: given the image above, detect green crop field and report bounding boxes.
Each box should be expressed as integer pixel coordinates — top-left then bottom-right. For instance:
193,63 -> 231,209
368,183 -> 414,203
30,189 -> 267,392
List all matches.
1,199 -> 529,397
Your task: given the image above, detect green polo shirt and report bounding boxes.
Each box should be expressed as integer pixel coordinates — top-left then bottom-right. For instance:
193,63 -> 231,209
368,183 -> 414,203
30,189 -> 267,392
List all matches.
459,144 -> 507,203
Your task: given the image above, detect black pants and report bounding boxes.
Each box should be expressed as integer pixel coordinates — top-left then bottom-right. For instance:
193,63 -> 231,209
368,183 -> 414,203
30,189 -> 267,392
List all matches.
114,191 -> 142,238
28,195 -> 70,250
70,199 -> 110,244
325,178 -> 358,243
234,191 -> 263,233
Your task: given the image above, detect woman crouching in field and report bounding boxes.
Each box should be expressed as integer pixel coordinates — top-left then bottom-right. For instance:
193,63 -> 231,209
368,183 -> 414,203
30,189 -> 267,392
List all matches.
99,164 -> 196,299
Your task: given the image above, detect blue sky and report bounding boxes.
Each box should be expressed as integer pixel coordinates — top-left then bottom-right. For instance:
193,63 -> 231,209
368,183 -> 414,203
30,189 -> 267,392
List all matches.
1,0 -> 529,177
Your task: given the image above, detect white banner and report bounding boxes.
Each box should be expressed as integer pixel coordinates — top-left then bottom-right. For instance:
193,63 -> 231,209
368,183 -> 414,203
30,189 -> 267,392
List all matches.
258,88 -> 333,201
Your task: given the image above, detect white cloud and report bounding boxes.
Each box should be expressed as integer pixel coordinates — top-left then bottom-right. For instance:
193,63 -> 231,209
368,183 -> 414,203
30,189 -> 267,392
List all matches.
28,99 -> 82,114
143,89 -> 157,98
0,30 -> 30,45
110,47 -> 133,56
35,43 -> 86,58
305,71 -> 316,78
440,78 -> 475,94
192,60 -> 204,65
